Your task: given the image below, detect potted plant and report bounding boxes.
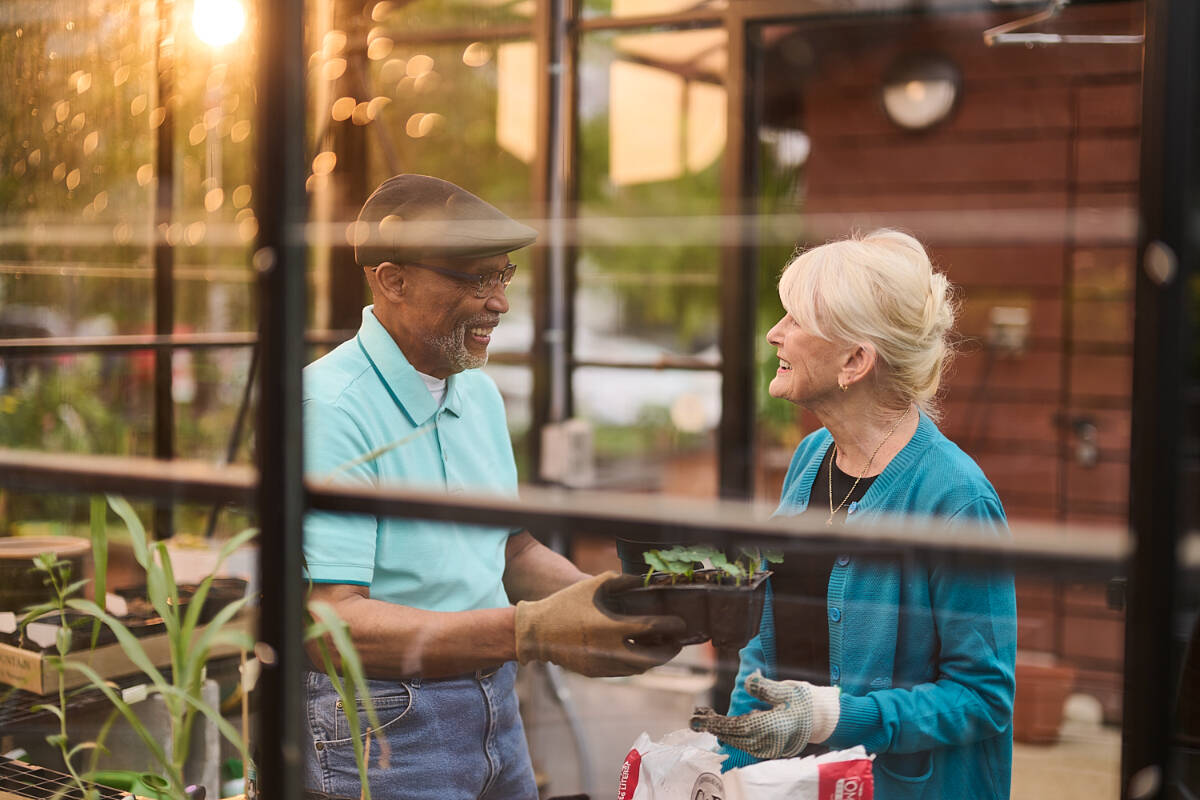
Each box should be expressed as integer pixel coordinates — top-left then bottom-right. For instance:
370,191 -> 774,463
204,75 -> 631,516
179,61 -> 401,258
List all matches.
15,497 -> 387,800
606,545 -> 779,650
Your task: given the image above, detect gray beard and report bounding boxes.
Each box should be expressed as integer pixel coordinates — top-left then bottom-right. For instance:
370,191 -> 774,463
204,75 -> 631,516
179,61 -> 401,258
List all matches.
424,323 -> 487,373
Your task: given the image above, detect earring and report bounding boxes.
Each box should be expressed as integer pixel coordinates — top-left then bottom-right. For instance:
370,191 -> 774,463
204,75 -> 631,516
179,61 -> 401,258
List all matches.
839,381 -> 848,392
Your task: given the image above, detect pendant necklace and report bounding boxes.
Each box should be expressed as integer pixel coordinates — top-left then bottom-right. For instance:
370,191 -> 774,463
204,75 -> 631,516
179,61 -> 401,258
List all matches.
827,405 -> 912,525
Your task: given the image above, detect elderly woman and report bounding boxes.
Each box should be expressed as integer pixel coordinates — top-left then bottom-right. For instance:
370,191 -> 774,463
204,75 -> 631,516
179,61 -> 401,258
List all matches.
691,230 -> 1016,800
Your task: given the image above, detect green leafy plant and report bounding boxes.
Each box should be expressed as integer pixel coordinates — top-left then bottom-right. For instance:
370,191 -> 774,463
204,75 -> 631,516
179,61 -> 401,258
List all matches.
67,495 -> 258,799
18,495 -> 258,800
642,545 -> 782,586
20,551 -> 102,800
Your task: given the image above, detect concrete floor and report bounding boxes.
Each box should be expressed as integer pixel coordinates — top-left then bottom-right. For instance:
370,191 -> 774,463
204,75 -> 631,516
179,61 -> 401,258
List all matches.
520,655 -> 1122,800
1012,718 -> 1121,800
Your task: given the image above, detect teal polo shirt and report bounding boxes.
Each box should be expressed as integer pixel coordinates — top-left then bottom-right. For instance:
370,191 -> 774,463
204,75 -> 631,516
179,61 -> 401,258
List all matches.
302,306 -> 515,612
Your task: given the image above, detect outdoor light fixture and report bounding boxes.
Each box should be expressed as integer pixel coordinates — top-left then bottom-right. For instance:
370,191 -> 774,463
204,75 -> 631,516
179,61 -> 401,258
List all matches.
881,54 -> 961,131
192,0 -> 246,48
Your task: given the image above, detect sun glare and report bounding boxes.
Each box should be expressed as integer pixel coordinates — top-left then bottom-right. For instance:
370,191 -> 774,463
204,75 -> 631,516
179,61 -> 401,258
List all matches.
192,0 -> 246,48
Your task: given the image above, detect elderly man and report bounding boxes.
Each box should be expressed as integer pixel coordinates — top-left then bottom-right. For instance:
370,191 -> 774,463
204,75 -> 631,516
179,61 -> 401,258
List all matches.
301,174 -> 684,800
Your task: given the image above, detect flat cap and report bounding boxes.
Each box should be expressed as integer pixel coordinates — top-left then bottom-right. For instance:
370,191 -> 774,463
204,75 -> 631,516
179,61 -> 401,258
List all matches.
354,174 -> 538,266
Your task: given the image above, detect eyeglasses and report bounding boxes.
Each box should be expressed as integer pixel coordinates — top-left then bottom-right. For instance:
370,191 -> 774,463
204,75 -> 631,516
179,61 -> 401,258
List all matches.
372,261 -> 517,298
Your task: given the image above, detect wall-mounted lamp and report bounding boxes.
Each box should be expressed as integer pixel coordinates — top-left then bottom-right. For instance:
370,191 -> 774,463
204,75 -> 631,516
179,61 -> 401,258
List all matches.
881,54 -> 961,131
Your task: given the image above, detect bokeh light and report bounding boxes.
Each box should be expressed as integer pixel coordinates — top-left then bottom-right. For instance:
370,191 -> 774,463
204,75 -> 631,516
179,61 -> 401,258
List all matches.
192,0 -> 246,48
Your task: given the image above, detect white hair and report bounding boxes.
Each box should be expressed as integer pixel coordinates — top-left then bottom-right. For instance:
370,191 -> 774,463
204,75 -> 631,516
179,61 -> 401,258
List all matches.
777,228 -> 958,419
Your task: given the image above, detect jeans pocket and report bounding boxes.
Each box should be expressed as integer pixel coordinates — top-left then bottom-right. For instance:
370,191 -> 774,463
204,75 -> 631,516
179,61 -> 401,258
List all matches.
329,683 -> 415,746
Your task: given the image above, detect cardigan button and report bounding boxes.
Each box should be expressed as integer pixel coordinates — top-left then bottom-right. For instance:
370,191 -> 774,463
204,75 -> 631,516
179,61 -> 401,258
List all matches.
831,665 -> 841,682
829,606 -> 841,623
836,555 -> 850,566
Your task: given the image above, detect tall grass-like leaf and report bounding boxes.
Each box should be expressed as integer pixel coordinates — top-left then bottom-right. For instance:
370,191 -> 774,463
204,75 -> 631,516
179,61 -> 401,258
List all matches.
89,496 -> 108,650
157,542 -> 181,610
327,423 -> 435,477
184,596 -> 252,692
59,497 -> 257,800
153,542 -> 185,690
61,662 -> 176,795
106,495 -> 148,568
64,599 -> 169,692
83,709 -> 121,778
308,601 -> 390,796
157,684 -> 248,755
180,527 -> 257,645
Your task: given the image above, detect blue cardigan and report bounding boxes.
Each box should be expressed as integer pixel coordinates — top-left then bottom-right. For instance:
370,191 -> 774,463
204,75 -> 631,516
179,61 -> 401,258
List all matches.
723,413 -> 1017,800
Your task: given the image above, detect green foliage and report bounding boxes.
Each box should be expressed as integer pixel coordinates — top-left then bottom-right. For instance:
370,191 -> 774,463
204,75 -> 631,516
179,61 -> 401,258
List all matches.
576,105 -> 723,353
68,496 -> 257,798
19,496 -> 258,800
0,361 -> 137,456
641,544 -> 781,587
21,552 -> 100,800
590,405 -> 710,464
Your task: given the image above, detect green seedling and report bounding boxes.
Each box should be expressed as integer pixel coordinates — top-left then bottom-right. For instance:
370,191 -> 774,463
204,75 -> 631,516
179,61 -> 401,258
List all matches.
20,552 -> 100,800
641,545 -> 783,587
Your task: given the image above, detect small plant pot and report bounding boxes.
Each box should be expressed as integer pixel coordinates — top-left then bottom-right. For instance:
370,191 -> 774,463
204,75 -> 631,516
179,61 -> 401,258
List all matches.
614,537 -> 688,575
1013,659 -> 1078,744
608,569 -> 772,650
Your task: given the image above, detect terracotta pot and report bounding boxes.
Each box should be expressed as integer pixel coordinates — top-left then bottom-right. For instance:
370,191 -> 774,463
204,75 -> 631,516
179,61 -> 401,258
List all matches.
607,569 -> 771,650
1013,659 -> 1078,744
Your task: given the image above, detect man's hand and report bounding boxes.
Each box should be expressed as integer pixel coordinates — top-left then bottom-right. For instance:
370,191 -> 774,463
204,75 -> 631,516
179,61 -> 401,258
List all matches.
514,571 -> 686,677
689,671 -> 841,759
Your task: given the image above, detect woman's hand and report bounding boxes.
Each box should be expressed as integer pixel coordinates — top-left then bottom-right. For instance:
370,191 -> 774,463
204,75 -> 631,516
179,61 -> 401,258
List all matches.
690,671 -> 841,759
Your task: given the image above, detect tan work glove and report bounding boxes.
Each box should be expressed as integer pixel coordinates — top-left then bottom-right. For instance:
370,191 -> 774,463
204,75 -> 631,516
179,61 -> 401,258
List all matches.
514,571 -> 687,677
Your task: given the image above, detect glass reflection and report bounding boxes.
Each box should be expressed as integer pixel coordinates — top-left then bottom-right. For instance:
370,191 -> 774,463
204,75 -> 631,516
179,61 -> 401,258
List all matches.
572,366 -> 719,496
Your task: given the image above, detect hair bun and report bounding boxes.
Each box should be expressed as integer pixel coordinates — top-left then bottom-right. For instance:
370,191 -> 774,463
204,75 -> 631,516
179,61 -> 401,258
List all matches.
775,228 -> 959,420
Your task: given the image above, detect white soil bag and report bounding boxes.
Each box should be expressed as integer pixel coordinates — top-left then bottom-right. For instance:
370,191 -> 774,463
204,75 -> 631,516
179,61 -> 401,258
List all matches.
617,730 -> 874,800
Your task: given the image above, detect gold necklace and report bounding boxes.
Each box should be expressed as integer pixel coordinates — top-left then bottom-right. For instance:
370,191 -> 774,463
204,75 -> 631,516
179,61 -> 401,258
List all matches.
827,405 -> 912,525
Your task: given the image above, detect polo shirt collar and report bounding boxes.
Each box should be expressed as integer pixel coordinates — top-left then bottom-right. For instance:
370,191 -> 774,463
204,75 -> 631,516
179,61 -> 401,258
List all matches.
356,306 -> 464,424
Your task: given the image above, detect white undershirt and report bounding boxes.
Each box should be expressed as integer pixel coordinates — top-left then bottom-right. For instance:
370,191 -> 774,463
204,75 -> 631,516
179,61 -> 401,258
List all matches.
417,370 -> 447,406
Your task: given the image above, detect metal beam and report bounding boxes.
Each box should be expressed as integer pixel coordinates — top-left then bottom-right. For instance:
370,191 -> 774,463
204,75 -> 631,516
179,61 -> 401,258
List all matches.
0,448 -> 1129,576
0,449 -> 255,505
571,357 -> 720,371
717,11 -> 757,500
304,479 -> 1129,575
253,0 -> 308,788
0,330 -> 355,355
153,0 -> 176,541
1123,0 -> 1198,796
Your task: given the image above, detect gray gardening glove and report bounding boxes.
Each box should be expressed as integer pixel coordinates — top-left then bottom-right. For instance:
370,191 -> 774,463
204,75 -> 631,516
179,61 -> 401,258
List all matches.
689,670 -> 841,759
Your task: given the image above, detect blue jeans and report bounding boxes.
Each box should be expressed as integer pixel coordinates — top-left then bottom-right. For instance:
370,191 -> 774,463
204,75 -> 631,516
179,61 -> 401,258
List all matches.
304,662 -> 537,800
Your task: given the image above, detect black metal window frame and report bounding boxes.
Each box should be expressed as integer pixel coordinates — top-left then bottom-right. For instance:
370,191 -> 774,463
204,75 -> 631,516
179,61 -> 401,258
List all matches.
0,1 -> 1195,799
